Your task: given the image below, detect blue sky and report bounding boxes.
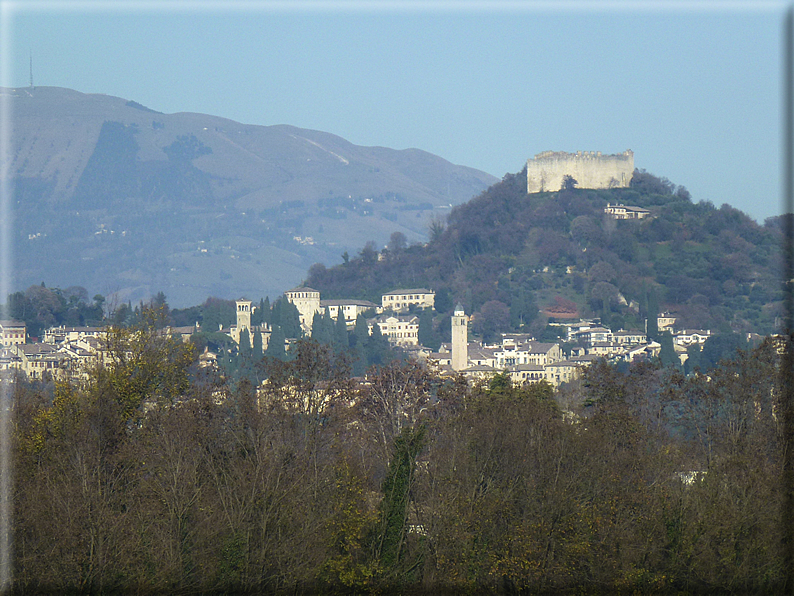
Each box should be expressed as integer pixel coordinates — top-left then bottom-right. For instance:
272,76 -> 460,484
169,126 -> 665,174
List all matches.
1,0 -> 788,222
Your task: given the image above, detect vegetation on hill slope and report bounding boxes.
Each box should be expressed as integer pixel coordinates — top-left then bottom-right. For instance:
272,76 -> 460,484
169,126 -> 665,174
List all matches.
307,169 -> 784,338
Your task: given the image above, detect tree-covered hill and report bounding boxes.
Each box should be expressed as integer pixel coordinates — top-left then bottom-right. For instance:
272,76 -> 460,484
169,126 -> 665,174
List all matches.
307,169 -> 784,337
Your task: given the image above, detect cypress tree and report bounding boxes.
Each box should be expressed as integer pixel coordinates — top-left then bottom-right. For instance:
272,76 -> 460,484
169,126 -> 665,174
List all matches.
367,322 -> 391,366
266,325 -> 286,361
252,328 -> 263,360
238,328 -> 251,358
311,312 -> 330,345
417,308 -> 437,350
659,331 -> 678,368
333,310 -> 349,352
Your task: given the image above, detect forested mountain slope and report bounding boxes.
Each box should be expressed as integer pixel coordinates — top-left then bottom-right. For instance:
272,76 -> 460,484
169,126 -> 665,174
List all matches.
307,169 -> 783,337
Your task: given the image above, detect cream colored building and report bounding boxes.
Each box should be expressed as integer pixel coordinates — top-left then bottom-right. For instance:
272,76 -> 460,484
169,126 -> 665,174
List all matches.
381,288 -> 435,312
613,330 -> 647,345
321,299 -> 379,327
604,203 -> 650,220
509,364 -> 546,385
43,325 -> 104,345
544,359 -> 586,388
0,320 -> 26,346
657,313 -> 676,332
0,347 -> 23,375
674,329 -> 711,347
285,287 -> 322,333
13,343 -> 66,381
368,315 -> 420,347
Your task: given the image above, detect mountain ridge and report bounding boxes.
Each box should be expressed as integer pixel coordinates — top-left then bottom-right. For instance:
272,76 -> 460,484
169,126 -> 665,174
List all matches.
5,86 -> 497,306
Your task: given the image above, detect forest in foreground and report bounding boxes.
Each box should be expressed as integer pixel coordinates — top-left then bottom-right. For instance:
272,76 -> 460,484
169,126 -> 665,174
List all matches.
9,309 -> 789,595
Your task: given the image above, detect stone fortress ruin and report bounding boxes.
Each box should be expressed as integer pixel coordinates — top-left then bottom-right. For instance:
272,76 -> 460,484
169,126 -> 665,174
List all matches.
527,150 -> 634,193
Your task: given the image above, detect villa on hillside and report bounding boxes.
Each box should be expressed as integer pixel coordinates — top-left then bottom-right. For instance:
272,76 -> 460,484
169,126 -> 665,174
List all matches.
368,315 -> 420,347
0,320 -> 27,346
604,203 -> 650,220
321,299 -> 379,327
381,289 -> 435,312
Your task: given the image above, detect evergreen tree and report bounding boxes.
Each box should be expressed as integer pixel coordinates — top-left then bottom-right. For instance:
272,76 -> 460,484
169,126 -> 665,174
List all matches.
266,325 -> 287,361
272,297 -> 302,339
700,332 -> 748,370
261,297 -> 270,324
238,328 -> 251,358
685,343 -> 702,374
350,314 -> 371,376
417,309 -> 439,351
659,331 -> 678,368
252,329 -> 263,360
311,312 -> 331,345
366,322 -> 391,366
333,310 -> 349,353
434,287 -> 452,313
251,298 -> 264,326
353,314 -> 370,348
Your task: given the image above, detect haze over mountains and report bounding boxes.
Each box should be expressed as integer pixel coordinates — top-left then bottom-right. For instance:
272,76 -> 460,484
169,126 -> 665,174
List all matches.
5,86 -> 497,307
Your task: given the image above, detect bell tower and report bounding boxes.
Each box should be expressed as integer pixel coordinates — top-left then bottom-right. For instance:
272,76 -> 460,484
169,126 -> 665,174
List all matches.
451,304 -> 468,371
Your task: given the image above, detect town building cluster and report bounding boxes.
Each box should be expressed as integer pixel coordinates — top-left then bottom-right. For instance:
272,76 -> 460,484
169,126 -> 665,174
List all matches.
0,284 -> 712,390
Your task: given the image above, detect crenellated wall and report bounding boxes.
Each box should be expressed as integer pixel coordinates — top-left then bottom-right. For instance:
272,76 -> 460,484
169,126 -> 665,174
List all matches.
527,150 -> 634,193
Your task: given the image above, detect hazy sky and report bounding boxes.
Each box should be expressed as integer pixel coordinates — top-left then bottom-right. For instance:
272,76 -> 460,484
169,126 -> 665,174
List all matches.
1,0 -> 788,222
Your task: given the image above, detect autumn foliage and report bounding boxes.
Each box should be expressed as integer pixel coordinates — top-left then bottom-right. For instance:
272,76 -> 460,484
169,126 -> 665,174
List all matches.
9,318 -> 788,594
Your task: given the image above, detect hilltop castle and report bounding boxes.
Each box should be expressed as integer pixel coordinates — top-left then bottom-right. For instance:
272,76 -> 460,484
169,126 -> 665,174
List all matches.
527,150 -> 634,193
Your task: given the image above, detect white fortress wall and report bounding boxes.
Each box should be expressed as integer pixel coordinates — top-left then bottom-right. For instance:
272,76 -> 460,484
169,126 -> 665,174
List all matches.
527,150 -> 634,193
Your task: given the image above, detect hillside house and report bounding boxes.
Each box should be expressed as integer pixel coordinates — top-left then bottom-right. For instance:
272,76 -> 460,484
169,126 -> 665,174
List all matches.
321,299 -> 379,327
0,320 -> 26,346
674,329 -> 711,347
13,343 -> 66,380
604,203 -> 650,220
657,312 -> 676,331
0,348 -> 23,375
613,330 -> 647,345
544,359 -> 585,387
509,363 -> 546,385
43,325 -> 104,345
368,315 -> 420,347
575,327 -> 613,348
381,288 -> 435,312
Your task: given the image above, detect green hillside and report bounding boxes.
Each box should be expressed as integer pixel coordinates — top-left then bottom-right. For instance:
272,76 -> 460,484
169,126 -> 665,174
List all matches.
307,169 -> 784,337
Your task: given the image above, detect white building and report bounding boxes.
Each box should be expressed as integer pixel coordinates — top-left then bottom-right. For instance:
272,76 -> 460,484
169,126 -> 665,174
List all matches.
381,288 -> 435,312
0,320 -> 26,346
368,315 -> 420,347
674,329 -> 711,347
321,299 -> 379,327
285,287 -> 322,333
604,203 -> 650,220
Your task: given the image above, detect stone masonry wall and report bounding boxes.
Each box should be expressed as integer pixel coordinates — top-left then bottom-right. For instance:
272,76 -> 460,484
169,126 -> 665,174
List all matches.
526,150 -> 634,193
